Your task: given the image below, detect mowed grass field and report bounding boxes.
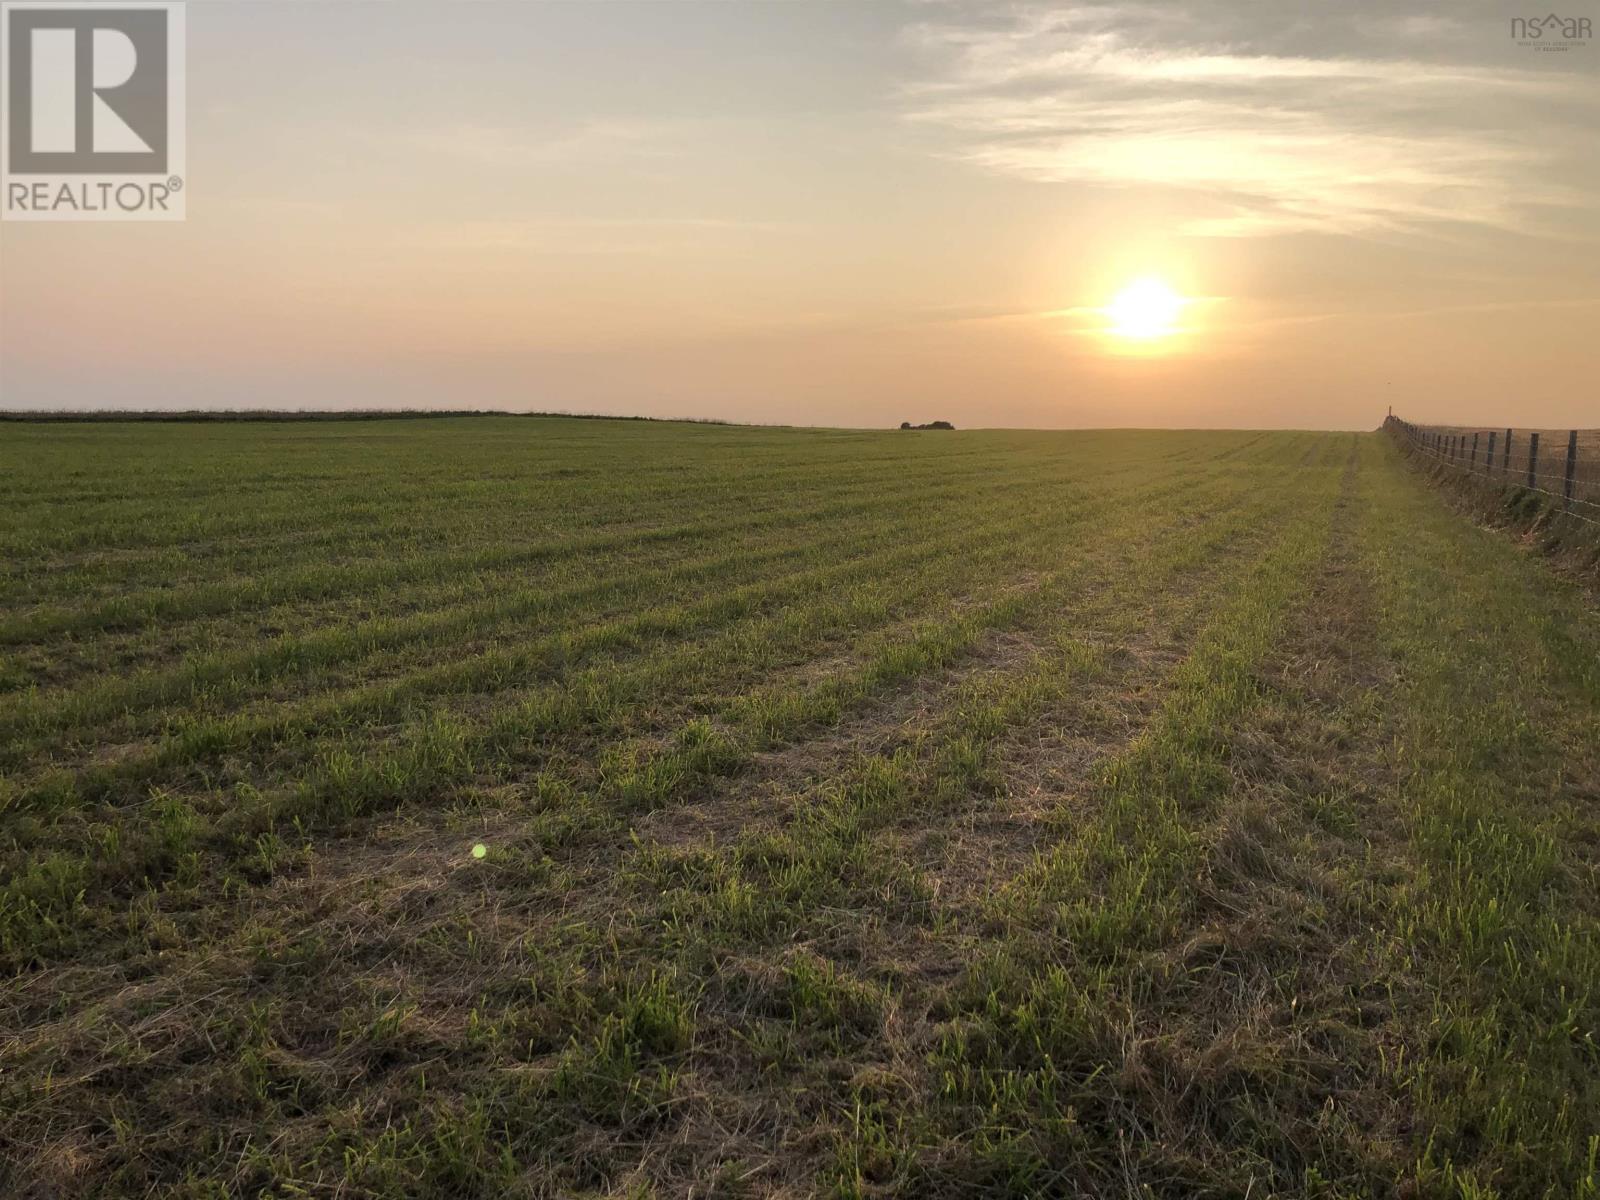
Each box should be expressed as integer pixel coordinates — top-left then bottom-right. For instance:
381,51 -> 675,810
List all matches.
2,418 -> 1599,1199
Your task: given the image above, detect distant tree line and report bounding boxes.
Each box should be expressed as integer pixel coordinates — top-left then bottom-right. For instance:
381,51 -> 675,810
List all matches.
0,409 -> 733,425
899,420 -> 956,430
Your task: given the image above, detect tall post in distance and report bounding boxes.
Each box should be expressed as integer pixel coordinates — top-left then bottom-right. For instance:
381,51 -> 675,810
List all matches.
1487,431 -> 1496,476
1471,432 -> 1479,470
1503,429 -> 1512,474
1565,429 -> 1578,509
1528,432 -> 1540,490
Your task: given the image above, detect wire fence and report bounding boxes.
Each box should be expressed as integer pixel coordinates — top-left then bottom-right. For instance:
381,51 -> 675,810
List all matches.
1384,414 -> 1600,528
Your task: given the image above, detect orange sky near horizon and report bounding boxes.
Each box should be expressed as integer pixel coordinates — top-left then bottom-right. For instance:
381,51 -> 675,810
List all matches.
1,2 -> 1597,430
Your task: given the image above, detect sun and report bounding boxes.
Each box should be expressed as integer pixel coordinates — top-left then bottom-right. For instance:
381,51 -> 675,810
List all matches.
1105,277 -> 1186,340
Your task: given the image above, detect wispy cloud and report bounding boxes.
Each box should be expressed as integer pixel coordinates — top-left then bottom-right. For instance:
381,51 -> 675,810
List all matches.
900,3 -> 1597,237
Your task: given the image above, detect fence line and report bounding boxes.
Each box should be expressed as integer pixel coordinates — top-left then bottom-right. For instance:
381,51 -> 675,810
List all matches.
1383,414 -> 1600,528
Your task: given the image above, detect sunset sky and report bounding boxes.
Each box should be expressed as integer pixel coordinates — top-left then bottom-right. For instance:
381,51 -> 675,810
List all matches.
2,1 -> 1597,429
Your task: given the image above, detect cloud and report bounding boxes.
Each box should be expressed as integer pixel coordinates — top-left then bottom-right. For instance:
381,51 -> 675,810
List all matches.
899,2 -> 1597,238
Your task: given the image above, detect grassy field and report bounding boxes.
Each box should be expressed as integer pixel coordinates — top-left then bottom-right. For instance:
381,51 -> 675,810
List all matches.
2,418 -> 1598,1198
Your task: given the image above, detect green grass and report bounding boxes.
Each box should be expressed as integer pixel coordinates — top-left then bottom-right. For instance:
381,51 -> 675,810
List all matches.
1,417 -> 1597,1198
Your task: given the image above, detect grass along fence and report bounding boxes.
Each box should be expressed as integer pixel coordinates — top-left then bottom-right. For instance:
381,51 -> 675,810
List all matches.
1384,414 -> 1600,527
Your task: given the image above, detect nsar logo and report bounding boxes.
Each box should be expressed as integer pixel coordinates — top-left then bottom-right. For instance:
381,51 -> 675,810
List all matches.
1510,12 -> 1592,50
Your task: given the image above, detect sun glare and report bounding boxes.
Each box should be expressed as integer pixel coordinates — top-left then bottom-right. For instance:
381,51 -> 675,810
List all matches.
1106,277 -> 1186,340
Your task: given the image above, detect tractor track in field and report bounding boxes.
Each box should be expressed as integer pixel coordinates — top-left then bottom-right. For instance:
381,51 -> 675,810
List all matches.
1060,438 -> 1423,1188
883,433 -> 1426,1191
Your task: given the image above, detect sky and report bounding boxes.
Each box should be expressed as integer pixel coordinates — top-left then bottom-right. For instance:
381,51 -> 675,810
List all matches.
1,0 -> 1597,430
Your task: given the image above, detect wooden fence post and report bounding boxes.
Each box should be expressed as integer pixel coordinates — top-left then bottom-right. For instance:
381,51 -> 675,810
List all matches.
1565,429 -> 1578,509
1528,432 -> 1539,490
1502,429 -> 1512,474
1487,431 -> 1496,475
1471,432 -> 1479,470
